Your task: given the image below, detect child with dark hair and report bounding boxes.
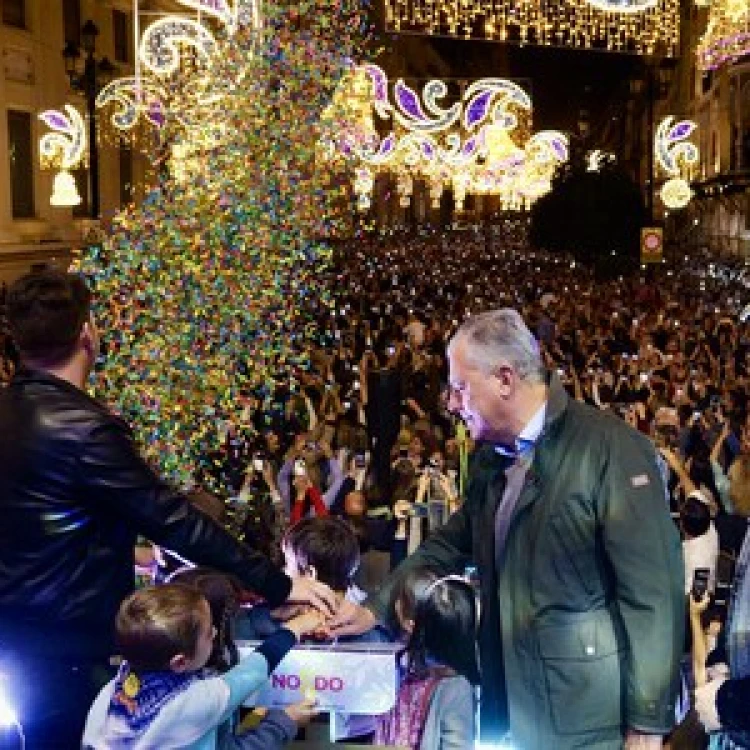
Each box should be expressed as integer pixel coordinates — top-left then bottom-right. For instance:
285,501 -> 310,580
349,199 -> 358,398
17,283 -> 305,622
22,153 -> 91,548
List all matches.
170,567 -> 318,749
238,517 -> 390,742
82,583 -> 321,749
374,567 -> 478,749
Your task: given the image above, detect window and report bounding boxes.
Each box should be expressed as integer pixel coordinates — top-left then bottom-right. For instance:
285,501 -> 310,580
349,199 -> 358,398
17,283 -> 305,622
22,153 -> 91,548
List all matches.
113,9 -> 129,63
72,167 -> 89,218
7,109 -> 34,218
2,0 -> 25,28
62,0 -> 81,45
119,144 -> 133,206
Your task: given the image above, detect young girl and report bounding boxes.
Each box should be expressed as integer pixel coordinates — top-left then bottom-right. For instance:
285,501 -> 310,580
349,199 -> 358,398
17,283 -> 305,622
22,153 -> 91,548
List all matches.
82,582 -> 321,749
171,567 -> 319,749
374,567 -> 478,749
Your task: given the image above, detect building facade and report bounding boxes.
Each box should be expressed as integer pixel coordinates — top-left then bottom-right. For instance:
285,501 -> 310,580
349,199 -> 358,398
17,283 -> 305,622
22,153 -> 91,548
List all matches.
0,0 -> 153,280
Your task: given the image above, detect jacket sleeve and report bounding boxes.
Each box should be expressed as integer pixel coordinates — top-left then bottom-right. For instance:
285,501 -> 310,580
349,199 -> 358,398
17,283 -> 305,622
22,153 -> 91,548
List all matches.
233,709 -> 297,750
599,426 -> 685,733
79,417 -> 292,607
367,497 -> 474,625
431,678 -> 476,750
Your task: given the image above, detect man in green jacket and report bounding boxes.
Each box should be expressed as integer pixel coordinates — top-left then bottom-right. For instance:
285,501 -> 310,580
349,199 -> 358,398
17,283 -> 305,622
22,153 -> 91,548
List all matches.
329,308 -> 684,749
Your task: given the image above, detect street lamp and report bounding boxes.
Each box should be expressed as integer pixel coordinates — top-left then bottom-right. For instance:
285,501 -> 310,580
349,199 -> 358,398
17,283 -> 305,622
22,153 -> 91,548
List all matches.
62,21 -> 115,219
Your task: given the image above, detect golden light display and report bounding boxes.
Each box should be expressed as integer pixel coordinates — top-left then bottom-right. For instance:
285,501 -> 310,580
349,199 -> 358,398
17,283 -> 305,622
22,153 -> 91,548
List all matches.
384,0 -> 680,55
324,65 -> 569,213
697,0 -> 750,71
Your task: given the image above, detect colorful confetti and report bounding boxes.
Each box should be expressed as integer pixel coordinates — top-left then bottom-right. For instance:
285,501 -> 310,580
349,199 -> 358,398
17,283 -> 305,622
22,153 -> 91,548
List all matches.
75,0 -> 373,491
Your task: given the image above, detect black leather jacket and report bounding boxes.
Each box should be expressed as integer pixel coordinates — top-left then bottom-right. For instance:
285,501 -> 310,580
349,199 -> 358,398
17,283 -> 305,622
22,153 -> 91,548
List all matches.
0,369 -> 291,658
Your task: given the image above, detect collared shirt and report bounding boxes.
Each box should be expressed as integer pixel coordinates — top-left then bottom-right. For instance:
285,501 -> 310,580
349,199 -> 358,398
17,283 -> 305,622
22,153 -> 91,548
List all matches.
494,401 -> 547,572
494,401 -> 547,458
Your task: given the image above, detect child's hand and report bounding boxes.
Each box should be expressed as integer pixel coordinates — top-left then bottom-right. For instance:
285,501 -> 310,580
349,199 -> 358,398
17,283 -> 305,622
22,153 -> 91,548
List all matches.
285,607 -> 325,640
689,591 -> 711,616
270,603 -> 307,621
284,697 -> 319,726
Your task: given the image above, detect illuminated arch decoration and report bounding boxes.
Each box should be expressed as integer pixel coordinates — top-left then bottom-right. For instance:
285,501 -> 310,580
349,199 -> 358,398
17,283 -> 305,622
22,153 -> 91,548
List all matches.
655,116 -> 699,210
38,104 -> 86,207
697,0 -> 750,71
327,65 -> 568,214
383,0 -> 679,56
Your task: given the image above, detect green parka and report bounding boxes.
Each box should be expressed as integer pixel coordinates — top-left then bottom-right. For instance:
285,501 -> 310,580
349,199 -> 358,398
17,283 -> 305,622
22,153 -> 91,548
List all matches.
370,374 -> 685,749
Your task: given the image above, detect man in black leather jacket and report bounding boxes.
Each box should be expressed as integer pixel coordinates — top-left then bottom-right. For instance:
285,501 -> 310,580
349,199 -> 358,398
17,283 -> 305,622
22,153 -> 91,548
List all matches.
0,270 -> 335,748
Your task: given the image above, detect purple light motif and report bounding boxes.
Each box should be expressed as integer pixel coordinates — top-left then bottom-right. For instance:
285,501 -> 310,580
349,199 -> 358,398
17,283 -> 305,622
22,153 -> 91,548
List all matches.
551,139 -> 567,160
667,121 -> 695,142
379,134 -> 396,156
40,111 -> 71,132
465,91 -> 493,129
394,80 -> 427,121
463,136 -> 478,156
146,101 -> 165,128
364,65 -> 388,103
422,141 -> 435,158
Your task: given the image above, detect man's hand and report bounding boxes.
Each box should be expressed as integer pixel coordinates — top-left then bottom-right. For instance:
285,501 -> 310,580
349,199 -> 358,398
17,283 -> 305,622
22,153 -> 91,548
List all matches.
624,730 -> 664,749
325,599 -> 377,638
694,674 -> 728,733
287,576 -> 337,616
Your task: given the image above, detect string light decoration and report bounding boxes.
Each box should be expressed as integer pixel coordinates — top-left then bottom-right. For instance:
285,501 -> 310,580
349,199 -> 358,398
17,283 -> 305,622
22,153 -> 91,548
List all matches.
38,104 -> 86,206
74,0 -> 372,488
383,0 -> 680,56
697,0 -> 750,70
327,64 -> 568,213
654,116 -> 699,209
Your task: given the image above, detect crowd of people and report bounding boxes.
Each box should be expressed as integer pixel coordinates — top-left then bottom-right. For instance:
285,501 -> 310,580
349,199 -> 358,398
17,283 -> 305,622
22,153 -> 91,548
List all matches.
1,226 -> 750,749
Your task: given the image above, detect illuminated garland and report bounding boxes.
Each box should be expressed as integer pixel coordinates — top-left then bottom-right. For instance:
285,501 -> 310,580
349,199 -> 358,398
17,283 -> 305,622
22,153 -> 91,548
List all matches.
383,0 -> 680,56
325,65 -> 568,213
697,0 -> 750,70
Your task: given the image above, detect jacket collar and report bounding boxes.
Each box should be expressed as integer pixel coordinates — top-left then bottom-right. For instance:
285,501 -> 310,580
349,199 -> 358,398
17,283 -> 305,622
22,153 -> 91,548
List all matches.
541,369 -> 569,440
13,366 -> 103,408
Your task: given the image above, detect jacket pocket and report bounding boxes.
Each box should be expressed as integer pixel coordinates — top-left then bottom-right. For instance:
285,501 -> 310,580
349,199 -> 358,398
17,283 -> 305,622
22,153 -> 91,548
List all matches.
537,612 -> 624,735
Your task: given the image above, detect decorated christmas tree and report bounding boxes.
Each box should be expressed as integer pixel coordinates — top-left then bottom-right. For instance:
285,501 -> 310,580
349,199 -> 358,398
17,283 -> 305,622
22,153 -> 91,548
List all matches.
76,0 -> 371,489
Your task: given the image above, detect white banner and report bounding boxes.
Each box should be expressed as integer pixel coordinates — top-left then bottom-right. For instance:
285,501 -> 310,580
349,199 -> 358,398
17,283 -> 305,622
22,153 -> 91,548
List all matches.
237,641 -> 399,714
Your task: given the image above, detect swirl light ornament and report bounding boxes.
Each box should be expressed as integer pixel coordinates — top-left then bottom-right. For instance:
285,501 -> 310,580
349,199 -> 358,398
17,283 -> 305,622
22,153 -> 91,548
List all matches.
96,0 -> 261,137
654,116 -> 699,209
328,65 -> 567,213
38,104 -> 86,207
383,0 -> 679,56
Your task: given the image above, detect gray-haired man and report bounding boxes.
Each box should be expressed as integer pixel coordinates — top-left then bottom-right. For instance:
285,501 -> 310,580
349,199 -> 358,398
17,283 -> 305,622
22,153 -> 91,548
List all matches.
330,308 -> 684,749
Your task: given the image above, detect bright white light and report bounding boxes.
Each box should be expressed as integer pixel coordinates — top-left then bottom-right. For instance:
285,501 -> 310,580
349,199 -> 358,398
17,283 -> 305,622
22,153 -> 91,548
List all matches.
0,684 -> 17,728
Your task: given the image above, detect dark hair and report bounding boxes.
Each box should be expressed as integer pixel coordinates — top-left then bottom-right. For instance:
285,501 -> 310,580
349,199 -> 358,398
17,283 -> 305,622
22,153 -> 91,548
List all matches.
680,496 -> 711,538
398,567 -> 480,685
282,517 -> 360,591
115,584 -> 207,672
6,270 -> 92,365
170,567 -> 241,671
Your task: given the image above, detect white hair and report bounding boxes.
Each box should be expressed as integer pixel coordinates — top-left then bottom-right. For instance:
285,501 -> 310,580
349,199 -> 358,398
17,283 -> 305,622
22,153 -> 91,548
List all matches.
448,309 -> 544,383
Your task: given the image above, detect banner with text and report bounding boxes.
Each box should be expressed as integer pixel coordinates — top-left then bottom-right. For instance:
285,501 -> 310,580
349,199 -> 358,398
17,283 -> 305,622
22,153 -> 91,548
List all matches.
238,641 -> 399,714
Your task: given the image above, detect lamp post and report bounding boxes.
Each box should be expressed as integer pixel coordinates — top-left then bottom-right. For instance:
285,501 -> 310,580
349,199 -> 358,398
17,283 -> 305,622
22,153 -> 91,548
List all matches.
62,20 -> 115,219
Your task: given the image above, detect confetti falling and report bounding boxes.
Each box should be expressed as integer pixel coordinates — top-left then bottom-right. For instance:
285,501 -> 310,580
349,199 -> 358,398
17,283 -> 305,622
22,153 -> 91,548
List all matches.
75,0 -> 373,491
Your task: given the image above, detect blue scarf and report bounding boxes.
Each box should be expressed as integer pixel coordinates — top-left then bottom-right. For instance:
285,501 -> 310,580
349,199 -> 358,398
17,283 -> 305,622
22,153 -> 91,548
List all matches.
109,661 -> 202,735
726,521 -> 750,748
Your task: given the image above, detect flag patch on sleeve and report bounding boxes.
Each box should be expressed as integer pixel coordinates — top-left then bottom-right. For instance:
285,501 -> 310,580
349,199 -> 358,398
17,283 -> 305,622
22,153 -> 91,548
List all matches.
631,474 -> 650,487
